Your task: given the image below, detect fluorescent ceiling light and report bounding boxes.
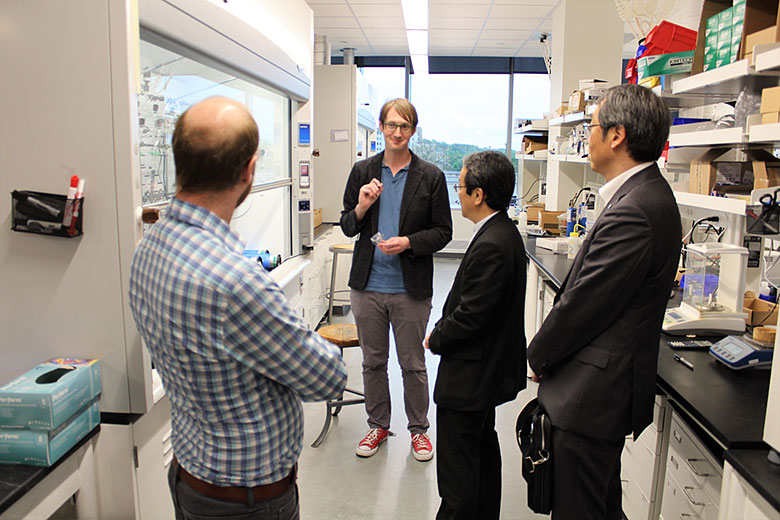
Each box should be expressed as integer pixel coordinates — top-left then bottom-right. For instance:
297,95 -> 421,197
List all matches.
406,30 -> 428,55
402,0 -> 428,31
411,54 -> 428,75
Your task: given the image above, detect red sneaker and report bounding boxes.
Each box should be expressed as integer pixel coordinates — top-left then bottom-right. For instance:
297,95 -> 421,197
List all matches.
411,433 -> 434,461
356,428 -> 390,457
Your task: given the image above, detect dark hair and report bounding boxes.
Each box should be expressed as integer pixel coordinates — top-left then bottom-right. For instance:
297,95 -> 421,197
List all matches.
462,150 -> 515,211
172,101 -> 259,193
597,84 -> 670,163
379,98 -> 418,128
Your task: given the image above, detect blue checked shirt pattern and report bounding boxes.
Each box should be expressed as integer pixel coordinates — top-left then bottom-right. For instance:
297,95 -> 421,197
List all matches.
129,198 -> 347,486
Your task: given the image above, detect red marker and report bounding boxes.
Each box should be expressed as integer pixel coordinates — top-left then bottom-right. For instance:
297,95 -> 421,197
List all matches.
68,179 -> 85,236
62,175 -> 79,227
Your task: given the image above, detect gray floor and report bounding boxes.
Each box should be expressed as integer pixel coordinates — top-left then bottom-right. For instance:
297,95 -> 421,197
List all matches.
298,258 -> 548,519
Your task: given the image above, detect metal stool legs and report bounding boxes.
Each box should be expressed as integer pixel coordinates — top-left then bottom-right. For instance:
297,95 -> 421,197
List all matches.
311,345 -> 365,448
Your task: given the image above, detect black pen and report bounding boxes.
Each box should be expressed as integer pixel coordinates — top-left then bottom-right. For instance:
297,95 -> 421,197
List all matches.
674,354 -> 694,370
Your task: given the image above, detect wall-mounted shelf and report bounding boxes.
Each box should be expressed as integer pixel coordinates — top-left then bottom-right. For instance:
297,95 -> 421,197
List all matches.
548,154 -> 589,164
549,111 -> 590,126
674,191 -> 747,216
668,127 -> 746,147
514,119 -> 549,134
516,150 -> 549,161
752,43 -> 780,73
748,122 -> 780,142
672,59 -> 779,98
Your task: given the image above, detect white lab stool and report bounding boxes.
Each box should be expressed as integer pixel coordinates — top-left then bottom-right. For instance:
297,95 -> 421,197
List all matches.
326,243 -> 354,324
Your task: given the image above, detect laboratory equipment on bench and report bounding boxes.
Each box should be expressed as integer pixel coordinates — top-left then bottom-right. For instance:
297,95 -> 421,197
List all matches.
663,243 -> 749,335
710,335 -> 774,369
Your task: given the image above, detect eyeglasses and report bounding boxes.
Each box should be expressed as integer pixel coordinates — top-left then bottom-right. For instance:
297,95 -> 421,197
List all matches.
452,184 -> 466,193
383,122 -> 414,135
583,122 -> 601,136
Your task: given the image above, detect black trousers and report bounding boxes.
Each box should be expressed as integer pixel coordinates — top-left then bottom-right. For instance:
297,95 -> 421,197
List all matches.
551,427 -> 625,520
436,407 -> 501,520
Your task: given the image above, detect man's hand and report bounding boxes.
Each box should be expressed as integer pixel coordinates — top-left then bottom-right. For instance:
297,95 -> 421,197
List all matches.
355,179 -> 383,221
377,236 -> 410,256
531,372 -> 541,383
424,334 -> 431,350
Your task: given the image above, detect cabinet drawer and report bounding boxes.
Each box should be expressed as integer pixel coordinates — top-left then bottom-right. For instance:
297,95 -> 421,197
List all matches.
622,475 -> 652,520
661,469 -> 719,520
623,436 -> 657,501
668,414 -> 722,504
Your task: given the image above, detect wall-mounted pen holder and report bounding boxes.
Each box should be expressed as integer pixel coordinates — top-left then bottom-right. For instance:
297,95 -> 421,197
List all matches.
11,190 -> 84,238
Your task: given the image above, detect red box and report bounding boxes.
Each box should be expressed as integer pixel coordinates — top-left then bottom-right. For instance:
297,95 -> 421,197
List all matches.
645,21 -> 697,54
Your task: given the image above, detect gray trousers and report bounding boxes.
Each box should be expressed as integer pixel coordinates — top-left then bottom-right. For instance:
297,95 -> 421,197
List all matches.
351,289 -> 432,434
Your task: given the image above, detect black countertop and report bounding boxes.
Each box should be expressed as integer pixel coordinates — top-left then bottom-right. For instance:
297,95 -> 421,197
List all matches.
725,449 -> 780,513
523,235 -> 776,510
0,426 -> 99,515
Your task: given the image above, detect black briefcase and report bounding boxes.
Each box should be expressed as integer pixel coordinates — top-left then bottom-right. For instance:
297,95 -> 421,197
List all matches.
515,398 -> 553,514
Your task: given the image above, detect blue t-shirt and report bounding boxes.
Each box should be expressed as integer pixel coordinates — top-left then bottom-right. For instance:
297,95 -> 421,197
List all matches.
364,163 -> 408,293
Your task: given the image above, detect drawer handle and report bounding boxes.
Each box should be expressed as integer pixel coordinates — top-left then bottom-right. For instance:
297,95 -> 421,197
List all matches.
685,458 -> 713,477
680,514 -> 695,519
673,429 -> 682,443
682,486 -> 705,506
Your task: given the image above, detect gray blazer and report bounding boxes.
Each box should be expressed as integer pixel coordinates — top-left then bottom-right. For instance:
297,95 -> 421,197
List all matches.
527,164 -> 681,440
339,151 -> 452,300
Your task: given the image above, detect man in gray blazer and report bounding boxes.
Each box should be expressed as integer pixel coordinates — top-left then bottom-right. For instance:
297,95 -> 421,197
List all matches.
527,84 -> 681,519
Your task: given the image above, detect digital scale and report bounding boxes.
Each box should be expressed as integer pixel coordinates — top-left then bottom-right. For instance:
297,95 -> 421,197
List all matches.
663,243 -> 749,336
709,335 -> 774,369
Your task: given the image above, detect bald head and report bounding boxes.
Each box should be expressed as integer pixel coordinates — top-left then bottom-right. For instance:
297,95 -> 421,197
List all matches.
173,96 -> 259,193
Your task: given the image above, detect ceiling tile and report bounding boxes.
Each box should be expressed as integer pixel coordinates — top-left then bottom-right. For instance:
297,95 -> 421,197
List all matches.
317,28 -> 368,38
350,4 -> 403,17
306,0 -> 348,4
430,28 -> 482,39
309,4 -> 354,16
480,29 -> 534,41
431,17 -> 488,30
315,17 -> 361,29
430,4 -> 490,17
485,17 -> 548,31
430,0 -> 494,4
359,16 -> 406,29
490,5 -> 552,18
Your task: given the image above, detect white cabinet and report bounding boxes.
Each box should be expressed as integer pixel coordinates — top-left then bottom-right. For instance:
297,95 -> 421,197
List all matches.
622,396 -> 671,520
719,461 -> 780,520
93,397 -> 174,520
661,410 -> 722,520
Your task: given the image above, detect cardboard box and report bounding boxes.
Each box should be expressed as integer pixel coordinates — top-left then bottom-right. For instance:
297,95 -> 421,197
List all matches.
717,46 -> 731,67
745,24 -> 777,54
753,159 -> 780,189
693,1 -> 780,73
719,5 -> 734,29
578,79 -> 608,91
0,359 -> 101,430
568,90 -> 585,112
313,208 -> 322,228
525,202 -> 546,223
539,210 -> 565,235
761,112 -> 780,124
744,296 -> 778,325
761,85 -> 780,113
555,103 -> 568,116
522,135 -> 548,154
718,26 -> 733,49
0,400 -> 99,466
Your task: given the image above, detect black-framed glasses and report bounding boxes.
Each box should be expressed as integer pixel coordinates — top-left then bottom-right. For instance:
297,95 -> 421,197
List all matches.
452,184 -> 466,193
383,122 -> 414,135
583,122 -> 601,136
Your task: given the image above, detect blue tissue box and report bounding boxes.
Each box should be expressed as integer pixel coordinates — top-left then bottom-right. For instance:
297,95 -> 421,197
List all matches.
0,399 -> 99,466
0,358 -> 101,430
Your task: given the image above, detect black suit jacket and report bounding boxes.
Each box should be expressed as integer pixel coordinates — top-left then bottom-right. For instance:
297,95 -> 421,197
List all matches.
429,212 -> 527,411
340,151 -> 453,300
528,164 -> 681,440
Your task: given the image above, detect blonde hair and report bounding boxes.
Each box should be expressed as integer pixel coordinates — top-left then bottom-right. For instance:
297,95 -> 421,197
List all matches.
379,98 -> 418,128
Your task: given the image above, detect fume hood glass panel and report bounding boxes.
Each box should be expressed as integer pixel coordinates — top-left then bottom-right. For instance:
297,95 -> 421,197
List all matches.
138,40 -> 290,206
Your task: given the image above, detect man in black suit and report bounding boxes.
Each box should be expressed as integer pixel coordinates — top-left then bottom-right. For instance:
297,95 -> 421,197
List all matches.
426,150 -> 527,520
528,84 -> 682,519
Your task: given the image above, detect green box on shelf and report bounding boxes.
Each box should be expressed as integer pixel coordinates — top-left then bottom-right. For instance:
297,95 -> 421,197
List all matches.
719,6 -> 734,30
706,13 -> 719,38
0,400 -> 99,466
717,46 -> 731,67
734,1 -> 746,20
637,50 -> 695,80
718,26 -> 733,49
0,358 -> 101,430
704,50 -> 718,71
733,21 -> 744,45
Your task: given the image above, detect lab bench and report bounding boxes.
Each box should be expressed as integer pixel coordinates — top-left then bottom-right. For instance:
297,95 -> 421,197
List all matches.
523,235 -> 778,519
